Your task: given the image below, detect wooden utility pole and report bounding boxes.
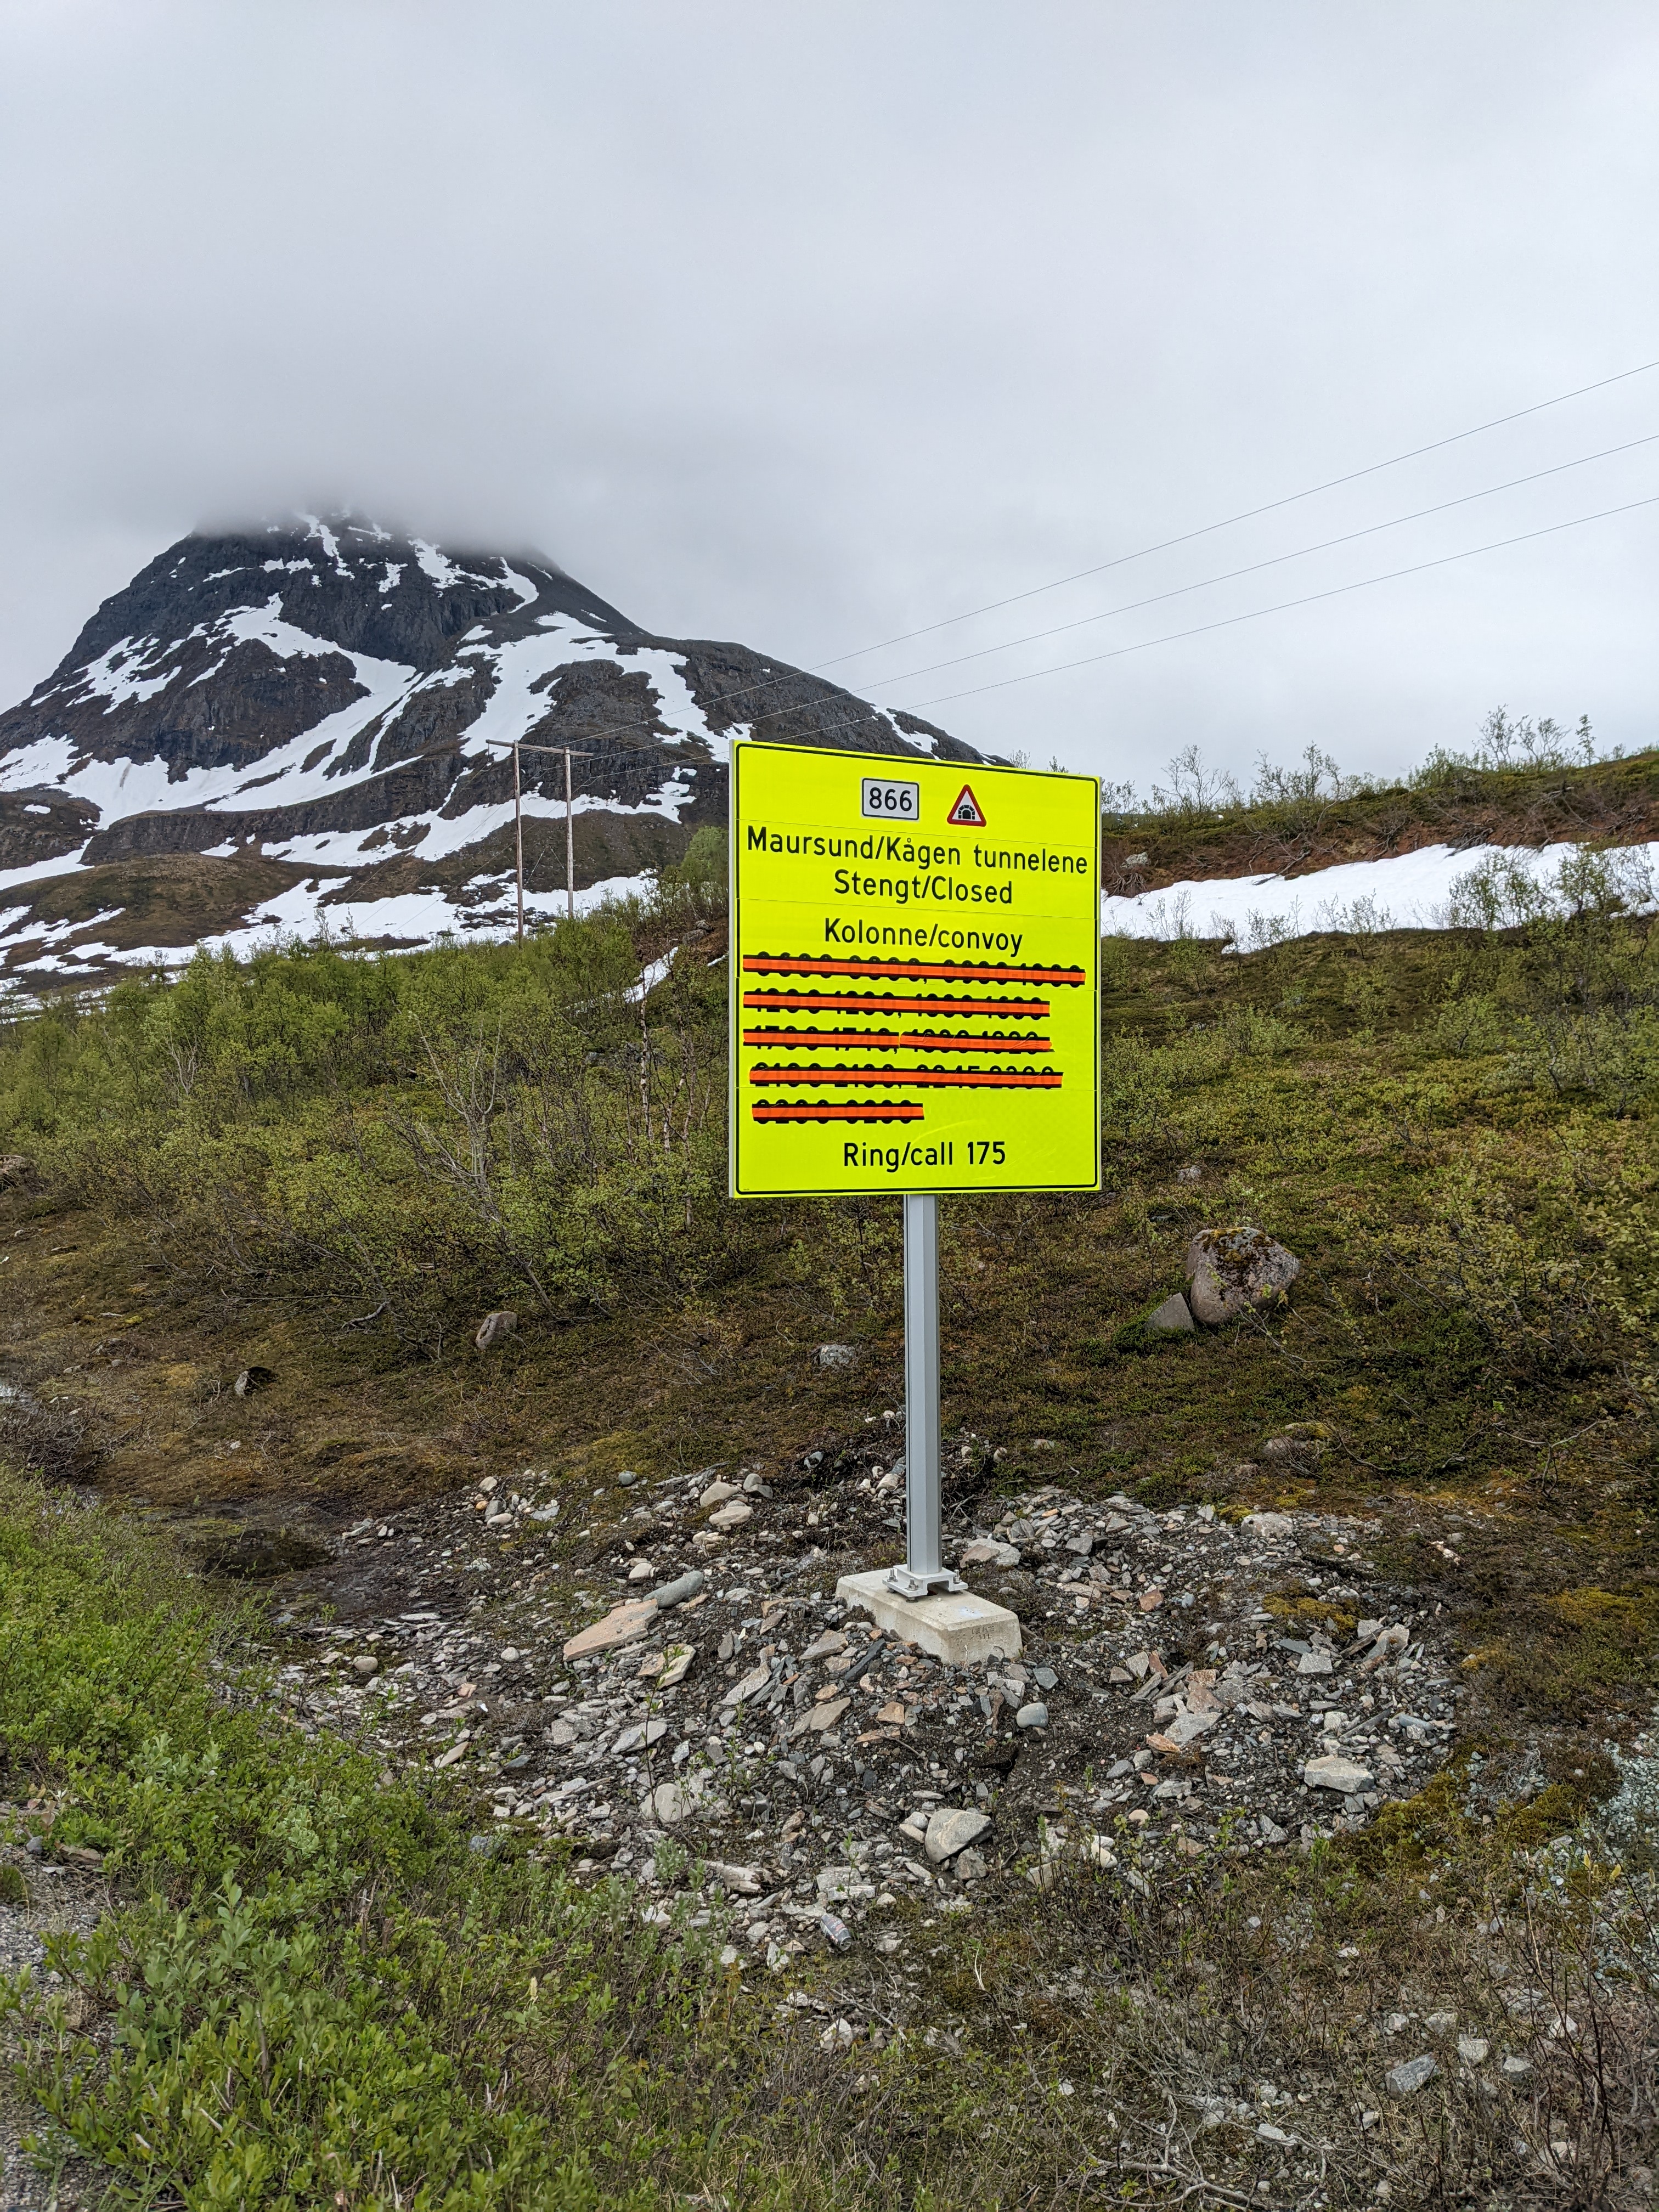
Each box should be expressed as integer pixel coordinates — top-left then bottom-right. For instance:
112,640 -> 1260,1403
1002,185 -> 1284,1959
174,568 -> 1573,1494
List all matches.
564,744 -> 575,921
486,738 -> 589,941
513,742 -> 525,945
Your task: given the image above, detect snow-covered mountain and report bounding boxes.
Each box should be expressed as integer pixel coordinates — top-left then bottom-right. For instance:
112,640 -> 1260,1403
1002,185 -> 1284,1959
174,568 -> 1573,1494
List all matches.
0,514 -> 983,990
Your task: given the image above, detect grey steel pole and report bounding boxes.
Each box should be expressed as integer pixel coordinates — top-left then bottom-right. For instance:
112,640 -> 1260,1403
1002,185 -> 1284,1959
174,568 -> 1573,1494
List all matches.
564,747 -> 575,921
514,743 -> 524,946
888,1193 -> 963,1599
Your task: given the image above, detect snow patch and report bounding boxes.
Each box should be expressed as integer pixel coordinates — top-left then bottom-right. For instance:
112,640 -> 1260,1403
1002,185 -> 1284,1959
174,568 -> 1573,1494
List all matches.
300,515 -> 352,577
410,539 -> 462,589
1101,838 -> 1659,947
77,637 -> 181,711
0,838 -> 95,898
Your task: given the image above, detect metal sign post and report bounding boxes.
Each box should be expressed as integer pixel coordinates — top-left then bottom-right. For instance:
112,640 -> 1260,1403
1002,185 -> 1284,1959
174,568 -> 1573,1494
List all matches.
889,1193 -> 963,1599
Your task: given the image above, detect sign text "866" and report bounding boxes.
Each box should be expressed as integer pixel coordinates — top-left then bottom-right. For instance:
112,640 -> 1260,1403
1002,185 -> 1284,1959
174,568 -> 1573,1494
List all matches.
861,776 -> 920,821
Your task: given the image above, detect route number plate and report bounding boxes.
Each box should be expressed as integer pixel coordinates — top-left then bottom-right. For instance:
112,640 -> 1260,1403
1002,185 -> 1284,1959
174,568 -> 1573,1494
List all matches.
861,776 -> 921,821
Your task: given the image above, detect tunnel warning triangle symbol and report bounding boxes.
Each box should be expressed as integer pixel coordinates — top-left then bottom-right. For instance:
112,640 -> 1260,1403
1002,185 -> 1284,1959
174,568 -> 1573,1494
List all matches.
947,784 -> 988,827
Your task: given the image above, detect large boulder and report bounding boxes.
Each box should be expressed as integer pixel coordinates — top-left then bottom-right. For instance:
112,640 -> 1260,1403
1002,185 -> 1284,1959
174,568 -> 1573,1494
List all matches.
1184,1227 -> 1300,1325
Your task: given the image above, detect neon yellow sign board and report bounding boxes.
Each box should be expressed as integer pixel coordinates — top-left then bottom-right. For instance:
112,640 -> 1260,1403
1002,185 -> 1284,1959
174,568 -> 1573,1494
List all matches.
729,740 -> 1100,1197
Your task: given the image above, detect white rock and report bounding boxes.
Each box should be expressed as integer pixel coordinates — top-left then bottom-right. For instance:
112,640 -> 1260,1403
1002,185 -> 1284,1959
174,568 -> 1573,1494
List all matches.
708,1500 -> 753,1531
1297,1650 -> 1335,1676
816,1865 -> 874,1903
1015,1702 -> 1048,1729
721,1664 -> 772,1708
1304,1753 -> 1374,1794
707,1861 -> 764,1896
817,1344 -> 856,1368
698,1480 -> 739,1508
1458,2037 -> 1489,2064
960,1539 -> 1021,1568
1385,2055 -> 1438,2096
1243,1512 -> 1295,1541
612,1719 -> 669,1754
923,1807 -> 991,1864
1159,1709 -> 1220,1749
798,1696 -> 850,1736
658,1644 -> 695,1687
649,1781 -> 690,1825
627,1559 -> 654,1583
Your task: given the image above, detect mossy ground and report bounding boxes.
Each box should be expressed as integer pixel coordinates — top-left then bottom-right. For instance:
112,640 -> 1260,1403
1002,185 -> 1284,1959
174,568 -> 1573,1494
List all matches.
0,879 -> 1656,2203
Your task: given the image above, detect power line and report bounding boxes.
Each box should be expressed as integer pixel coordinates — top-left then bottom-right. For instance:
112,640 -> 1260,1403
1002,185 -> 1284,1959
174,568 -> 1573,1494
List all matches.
744,428 -> 1659,713
811,352 -> 1659,670
673,488 -> 1659,756
540,352 -> 1659,755
897,490 -> 1659,713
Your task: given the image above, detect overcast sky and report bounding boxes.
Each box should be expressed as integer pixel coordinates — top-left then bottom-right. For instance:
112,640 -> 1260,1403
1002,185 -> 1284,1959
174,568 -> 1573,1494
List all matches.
1,0 -> 1655,792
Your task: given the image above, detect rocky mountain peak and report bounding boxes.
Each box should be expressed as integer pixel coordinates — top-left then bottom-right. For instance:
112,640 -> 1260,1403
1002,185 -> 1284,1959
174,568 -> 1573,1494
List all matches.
0,515 -> 980,992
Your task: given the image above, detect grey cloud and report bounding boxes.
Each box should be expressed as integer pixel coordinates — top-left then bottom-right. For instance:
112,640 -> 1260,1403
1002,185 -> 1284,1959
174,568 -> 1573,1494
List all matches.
1,0 -> 1656,787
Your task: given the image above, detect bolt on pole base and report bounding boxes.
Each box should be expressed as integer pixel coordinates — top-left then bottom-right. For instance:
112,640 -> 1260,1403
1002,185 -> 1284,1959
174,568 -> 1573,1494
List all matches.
884,1560 -> 966,1601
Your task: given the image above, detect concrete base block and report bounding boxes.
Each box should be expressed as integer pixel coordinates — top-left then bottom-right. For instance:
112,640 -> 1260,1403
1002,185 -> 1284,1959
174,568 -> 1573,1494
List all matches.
836,1569 -> 1023,1664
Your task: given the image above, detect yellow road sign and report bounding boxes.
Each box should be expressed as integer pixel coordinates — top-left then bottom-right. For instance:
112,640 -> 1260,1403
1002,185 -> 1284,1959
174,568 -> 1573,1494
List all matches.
729,740 -> 1100,1197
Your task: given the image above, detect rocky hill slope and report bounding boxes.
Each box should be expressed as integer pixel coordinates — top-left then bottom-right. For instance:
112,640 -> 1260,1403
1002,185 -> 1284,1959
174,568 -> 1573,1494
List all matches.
0,514 -> 981,990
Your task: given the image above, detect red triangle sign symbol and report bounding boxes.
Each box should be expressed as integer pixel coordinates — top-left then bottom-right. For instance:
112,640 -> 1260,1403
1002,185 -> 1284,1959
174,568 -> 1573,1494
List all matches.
947,783 -> 987,827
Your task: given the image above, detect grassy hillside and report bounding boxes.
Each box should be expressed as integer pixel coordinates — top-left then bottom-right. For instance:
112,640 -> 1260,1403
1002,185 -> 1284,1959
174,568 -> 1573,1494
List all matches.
1,838 -> 1657,2204
1101,723 -> 1659,893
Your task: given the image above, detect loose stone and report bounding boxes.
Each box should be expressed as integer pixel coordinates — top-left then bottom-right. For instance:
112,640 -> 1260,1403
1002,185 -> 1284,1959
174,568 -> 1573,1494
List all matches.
1146,1291 -> 1195,1334
924,1807 -> 991,1864
1385,2055 -> 1438,2096
652,1570 -> 704,1610
563,1600 -> 658,1660
960,1539 -> 1020,1568
1304,1753 -> 1374,1793
649,1781 -> 690,1825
